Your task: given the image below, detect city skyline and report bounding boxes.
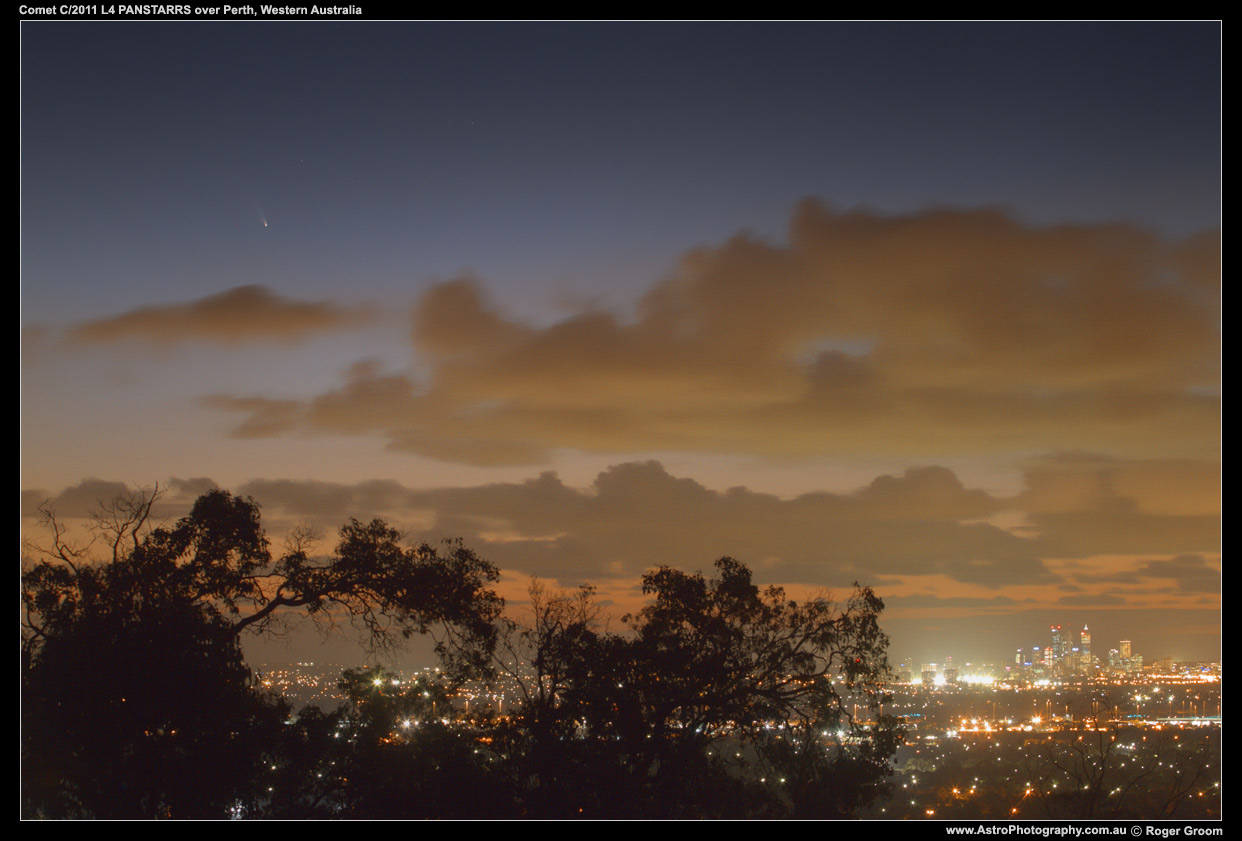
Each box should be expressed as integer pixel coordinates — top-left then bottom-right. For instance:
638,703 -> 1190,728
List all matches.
21,21 -> 1221,667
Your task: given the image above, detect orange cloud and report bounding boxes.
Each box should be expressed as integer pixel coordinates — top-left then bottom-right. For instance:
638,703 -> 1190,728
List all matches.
68,284 -> 373,345
1015,453 -> 1220,557
236,461 -> 1046,588
209,202 -> 1220,465
25,459 -> 1218,622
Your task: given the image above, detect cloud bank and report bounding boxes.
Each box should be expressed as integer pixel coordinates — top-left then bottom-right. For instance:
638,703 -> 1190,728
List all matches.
24,458 -> 1218,634
207,202 -> 1220,465
227,458 -> 1215,592
69,284 -> 373,345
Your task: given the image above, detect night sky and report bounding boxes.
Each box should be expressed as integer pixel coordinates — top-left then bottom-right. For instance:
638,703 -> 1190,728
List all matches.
20,22 -> 1221,667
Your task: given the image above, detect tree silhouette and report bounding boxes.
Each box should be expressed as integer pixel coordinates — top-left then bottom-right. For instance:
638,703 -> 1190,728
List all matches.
21,589 -> 285,818
500,558 -> 901,818
23,490 -> 903,818
21,486 -> 504,818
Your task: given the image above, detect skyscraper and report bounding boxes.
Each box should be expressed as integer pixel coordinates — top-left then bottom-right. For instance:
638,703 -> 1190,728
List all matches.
1051,625 -> 1067,674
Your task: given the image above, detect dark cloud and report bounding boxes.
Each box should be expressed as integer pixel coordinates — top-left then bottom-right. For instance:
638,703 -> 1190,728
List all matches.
1067,553 -> 1221,596
1016,454 -> 1220,558
208,203 -> 1220,465
1135,554 -> 1221,594
68,284 -> 373,346
239,460 -> 1051,588
219,459 -> 1215,591
239,478 -> 408,520
19,478 -> 213,525
1018,453 -> 1220,517
21,478 -> 133,518
1032,507 -> 1219,558
25,458 -> 1220,653
166,476 -> 220,502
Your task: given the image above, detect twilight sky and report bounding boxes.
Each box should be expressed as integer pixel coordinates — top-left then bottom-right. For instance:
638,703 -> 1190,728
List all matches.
20,21 -> 1221,667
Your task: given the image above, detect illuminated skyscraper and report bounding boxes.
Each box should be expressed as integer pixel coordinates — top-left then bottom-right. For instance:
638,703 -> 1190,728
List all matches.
1054,624 -> 1075,669
1119,640 -> 1133,672
1050,624 -> 1071,675
1080,626 -> 1091,669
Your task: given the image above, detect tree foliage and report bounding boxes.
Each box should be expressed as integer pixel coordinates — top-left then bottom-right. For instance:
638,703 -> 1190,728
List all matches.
22,487 -> 502,674
20,486 -> 503,818
22,488 -> 902,818
21,586 -> 285,818
497,558 -> 902,818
